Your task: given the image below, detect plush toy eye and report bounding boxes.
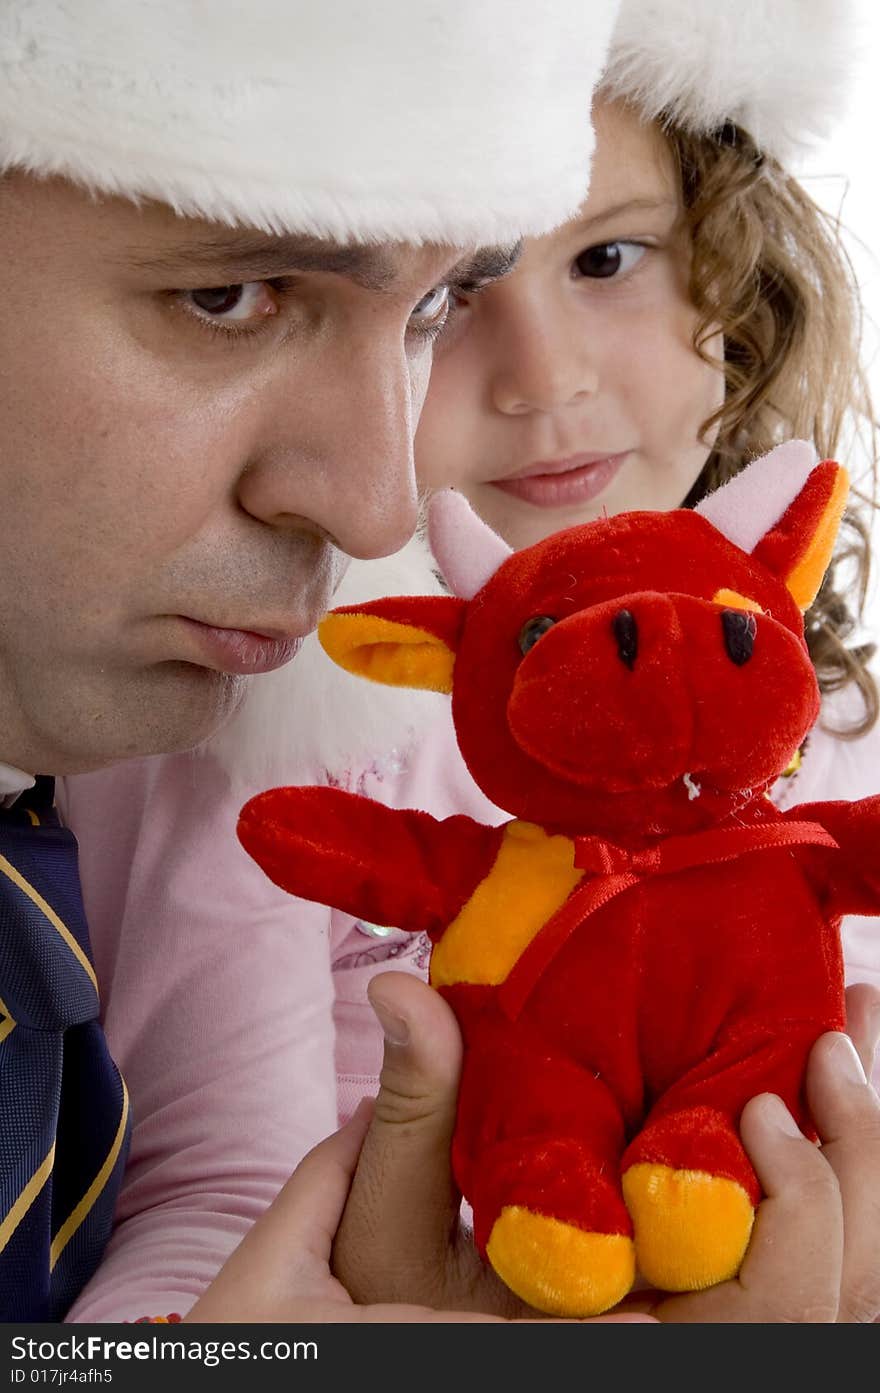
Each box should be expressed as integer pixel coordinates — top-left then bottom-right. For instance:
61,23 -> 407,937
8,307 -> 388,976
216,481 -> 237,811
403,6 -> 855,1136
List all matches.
518,615 -> 556,655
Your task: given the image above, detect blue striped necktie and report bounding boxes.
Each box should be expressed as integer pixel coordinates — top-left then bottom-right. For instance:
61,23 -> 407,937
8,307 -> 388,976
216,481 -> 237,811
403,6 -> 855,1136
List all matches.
0,776 -> 130,1320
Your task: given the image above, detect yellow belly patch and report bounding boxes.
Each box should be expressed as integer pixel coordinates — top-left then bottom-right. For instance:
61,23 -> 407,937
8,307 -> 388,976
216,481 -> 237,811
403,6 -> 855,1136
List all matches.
429,820 -> 583,987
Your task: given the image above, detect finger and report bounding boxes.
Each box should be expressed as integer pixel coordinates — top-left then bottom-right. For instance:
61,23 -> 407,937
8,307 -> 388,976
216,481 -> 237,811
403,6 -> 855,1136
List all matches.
259,1097 -> 375,1264
844,983 -> 880,1082
188,1103 -> 374,1320
331,971 -> 466,1303
806,1030 -> 880,1323
650,1093 -> 843,1322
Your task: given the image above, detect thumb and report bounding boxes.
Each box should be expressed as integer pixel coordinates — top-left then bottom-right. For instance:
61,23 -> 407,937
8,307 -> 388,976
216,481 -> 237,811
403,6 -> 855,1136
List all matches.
331,970 -> 465,1303
368,969 -> 463,1124
367,970 -> 465,1222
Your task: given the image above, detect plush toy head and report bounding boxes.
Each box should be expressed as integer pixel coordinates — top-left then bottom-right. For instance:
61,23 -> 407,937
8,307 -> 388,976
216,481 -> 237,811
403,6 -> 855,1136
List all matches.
319,440 -> 847,840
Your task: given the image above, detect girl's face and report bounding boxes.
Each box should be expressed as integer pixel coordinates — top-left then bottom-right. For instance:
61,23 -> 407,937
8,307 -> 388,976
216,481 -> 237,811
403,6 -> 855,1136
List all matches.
416,100 -> 725,550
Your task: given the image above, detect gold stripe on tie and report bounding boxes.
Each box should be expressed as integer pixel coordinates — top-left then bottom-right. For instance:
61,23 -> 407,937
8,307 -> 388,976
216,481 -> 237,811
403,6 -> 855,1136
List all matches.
0,1144 -> 56,1255
0,992 -> 16,1046
0,853 -> 98,993
50,1078 -> 130,1270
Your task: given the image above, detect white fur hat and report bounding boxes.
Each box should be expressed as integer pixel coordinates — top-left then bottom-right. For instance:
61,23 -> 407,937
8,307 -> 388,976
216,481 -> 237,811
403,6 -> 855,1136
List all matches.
599,0 -> 858,161
0,0 -> 621,246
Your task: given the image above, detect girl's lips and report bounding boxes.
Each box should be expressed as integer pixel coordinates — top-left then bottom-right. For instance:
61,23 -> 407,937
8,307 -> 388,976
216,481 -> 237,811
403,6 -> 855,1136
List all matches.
490,453 -> 626,508
178,619 -> 304,675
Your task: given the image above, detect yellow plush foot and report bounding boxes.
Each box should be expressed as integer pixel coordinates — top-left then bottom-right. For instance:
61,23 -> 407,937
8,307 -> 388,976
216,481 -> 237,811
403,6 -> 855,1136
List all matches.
486,1205 -> 635,1316
622,1162 -> 755,1291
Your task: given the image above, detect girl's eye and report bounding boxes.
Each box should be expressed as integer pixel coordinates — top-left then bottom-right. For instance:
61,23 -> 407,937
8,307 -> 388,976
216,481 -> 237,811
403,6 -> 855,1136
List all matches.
409,284 -> 451,332
184,282 -> 278,324
574,242 -> 646,280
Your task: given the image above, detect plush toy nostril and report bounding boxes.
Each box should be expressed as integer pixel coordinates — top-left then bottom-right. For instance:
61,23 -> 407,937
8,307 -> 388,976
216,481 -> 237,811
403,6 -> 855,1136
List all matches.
612,609 -> 638,669
722,609 -> 757,665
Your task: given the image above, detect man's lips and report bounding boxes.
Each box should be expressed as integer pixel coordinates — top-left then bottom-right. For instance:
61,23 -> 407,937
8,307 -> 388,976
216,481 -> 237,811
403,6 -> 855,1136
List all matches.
489,452 -> 627,507
176,617 -> 306,675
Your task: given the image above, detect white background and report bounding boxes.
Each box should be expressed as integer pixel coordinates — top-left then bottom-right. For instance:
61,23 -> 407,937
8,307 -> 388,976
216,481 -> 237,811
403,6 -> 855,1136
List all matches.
794,0 -> 880,638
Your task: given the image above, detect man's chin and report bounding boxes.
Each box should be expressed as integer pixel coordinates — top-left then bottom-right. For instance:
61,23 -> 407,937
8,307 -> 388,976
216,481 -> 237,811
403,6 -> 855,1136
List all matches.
44,663 -> 253,774
133,664 -> 251,759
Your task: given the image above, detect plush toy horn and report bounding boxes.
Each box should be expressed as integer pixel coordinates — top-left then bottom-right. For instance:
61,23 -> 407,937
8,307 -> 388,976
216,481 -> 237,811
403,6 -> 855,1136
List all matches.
695,440 -> 819,551
695,440 -> 849,610
428,489 -> 512,599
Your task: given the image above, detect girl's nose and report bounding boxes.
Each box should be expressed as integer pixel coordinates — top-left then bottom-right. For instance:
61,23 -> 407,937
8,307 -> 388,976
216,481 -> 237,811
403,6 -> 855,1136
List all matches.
489,304 -> 598,416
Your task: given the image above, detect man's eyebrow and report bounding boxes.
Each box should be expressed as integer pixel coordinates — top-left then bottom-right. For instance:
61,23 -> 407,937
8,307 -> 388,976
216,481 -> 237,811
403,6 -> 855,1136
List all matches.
449,241 -> 523,290
124,234 -> 400,289
576,197 -> 679,231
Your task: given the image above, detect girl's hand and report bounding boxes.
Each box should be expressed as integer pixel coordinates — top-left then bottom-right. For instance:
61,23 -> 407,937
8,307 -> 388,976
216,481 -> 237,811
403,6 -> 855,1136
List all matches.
331,975 -> 880,1323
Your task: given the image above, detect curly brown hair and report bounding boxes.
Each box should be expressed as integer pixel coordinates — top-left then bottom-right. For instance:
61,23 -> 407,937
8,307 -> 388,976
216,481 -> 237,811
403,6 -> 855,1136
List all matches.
665,119 -> 878,735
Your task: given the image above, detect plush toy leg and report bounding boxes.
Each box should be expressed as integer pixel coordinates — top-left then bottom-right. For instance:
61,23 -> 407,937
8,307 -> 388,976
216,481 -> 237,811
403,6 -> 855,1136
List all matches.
452,1019 -> 633,1316
623,1020 -> 831,1291
621,1105 -> 757,1291
479,1136 -> 635,1316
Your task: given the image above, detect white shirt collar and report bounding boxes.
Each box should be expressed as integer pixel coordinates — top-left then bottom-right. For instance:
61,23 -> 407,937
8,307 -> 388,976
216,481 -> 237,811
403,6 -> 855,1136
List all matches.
0,761 -> 37,808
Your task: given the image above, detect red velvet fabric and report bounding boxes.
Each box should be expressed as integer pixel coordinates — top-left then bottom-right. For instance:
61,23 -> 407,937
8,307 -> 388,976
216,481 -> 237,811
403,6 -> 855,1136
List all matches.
238,786 -> 504,936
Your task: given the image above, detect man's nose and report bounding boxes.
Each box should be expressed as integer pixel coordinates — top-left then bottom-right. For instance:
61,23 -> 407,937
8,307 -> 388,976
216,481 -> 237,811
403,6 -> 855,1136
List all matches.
488,295 -> 598,416
236,332 -> 420,560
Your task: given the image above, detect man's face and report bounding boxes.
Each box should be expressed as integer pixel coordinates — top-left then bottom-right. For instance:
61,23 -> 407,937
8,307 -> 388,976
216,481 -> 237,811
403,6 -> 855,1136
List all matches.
0,174 -> 514,773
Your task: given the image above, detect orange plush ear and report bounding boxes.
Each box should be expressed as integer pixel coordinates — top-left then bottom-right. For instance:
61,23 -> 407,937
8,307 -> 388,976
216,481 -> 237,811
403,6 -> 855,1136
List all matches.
751,460 -> 849,610
318,594 -> 467,692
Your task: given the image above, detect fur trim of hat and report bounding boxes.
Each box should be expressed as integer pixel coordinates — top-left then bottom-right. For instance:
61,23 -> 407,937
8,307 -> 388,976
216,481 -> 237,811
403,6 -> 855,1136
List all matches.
599,0 -> 858,161
202,531 -> 446,790
0,0 -> 620,245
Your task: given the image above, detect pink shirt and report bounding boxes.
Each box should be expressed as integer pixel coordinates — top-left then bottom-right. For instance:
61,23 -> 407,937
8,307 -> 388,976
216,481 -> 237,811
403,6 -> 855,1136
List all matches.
58,687 -> 880,1322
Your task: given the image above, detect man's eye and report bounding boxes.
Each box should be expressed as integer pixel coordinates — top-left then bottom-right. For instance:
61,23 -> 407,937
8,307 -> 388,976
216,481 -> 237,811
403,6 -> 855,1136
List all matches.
574,242 -> 646,280
409,284 -> 451,330
184,282 -> 278,324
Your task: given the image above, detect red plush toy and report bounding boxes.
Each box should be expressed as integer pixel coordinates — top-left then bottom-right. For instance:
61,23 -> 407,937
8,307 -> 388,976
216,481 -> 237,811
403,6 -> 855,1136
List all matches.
238,441 -> 880,1316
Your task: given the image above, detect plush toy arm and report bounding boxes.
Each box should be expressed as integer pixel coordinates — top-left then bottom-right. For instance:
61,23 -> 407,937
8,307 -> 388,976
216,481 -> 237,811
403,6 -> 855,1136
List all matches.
784,797 -> 880,917
238,785 -> 505,937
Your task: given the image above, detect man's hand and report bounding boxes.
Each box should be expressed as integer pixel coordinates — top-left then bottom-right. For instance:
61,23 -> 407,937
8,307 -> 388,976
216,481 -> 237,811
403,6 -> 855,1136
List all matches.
184,1071 -> 648,1323
331,974 -> 880,1323
330,971 -> 534,1315
185,1100 -> 501,1322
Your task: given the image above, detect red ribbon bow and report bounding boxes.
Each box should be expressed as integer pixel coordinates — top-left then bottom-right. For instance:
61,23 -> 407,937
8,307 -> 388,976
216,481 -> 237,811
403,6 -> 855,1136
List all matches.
497,818 -> 838,1021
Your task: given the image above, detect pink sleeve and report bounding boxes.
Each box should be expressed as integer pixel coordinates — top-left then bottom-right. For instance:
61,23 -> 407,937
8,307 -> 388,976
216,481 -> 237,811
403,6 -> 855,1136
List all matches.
57,752 -> 337,1323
